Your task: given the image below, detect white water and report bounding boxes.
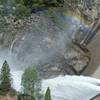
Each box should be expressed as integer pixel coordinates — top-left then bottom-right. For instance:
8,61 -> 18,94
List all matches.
11,71 -> 100,100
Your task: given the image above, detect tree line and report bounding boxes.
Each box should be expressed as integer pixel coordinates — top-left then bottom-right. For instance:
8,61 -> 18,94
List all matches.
0,0 -> 64,19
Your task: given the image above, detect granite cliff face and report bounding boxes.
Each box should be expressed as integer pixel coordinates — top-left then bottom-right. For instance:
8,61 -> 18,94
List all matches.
0,0 -> 99,78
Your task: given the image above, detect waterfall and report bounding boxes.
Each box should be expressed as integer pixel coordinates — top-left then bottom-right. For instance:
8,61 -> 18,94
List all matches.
0,1 -> 100,100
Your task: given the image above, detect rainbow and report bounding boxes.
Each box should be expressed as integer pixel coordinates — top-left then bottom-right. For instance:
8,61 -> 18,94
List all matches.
63,10 -> 91,26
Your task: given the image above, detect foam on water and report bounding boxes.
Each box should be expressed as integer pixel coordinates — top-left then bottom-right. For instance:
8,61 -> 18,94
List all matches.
11,71 -> 100,100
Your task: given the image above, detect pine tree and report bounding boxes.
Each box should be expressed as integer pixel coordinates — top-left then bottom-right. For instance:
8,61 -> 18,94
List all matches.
45,87 -> 51,100
0,61 -> 11,95
21,67 -> 42,100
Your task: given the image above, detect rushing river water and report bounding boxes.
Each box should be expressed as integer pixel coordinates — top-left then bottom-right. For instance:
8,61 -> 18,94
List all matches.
11,71 -> 100,100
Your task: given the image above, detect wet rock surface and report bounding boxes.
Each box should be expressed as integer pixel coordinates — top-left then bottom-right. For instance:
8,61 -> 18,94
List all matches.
0,11 -> 91,79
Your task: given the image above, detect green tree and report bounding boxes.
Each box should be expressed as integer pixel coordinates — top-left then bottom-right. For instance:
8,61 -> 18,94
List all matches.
45,87 -> 51,100
23,0 -> 33,8
15,0 -> 24,4
14,4 -> 31,19
0,61 -> 11,95
22,0 -> 63,9
0,0 -> 8,5
21,67 -> 42,100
